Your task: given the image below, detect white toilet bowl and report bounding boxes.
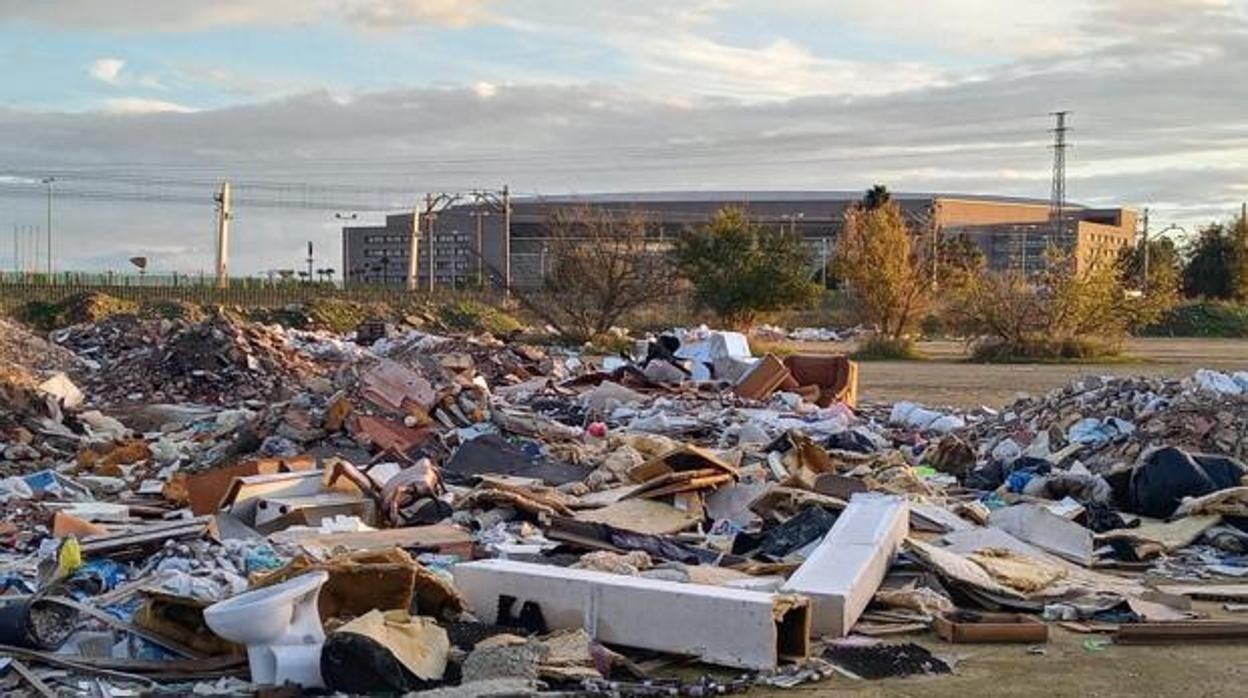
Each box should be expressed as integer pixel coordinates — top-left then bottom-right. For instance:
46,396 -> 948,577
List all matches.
204,570 -> 329,688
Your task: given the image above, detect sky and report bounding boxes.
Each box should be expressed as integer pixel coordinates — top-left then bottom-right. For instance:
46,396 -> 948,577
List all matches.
1,0 -> 1246,275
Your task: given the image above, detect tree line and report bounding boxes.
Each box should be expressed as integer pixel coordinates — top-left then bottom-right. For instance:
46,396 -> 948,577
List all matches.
521,188 -> 1247,358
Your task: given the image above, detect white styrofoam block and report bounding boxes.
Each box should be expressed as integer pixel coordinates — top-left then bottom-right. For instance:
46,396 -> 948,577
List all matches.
780,493 -> 909,637
451,559 -> 810,670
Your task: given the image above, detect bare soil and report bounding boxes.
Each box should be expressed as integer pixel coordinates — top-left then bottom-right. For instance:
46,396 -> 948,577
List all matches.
755,608 -> 1248,698
787,338 -> 1248,409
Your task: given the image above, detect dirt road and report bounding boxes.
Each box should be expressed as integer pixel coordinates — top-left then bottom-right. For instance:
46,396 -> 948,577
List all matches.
789,338 -> 1248,409
753,614 -> 1247,698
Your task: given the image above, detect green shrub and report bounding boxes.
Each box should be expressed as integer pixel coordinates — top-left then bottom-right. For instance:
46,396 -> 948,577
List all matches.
144,299 -> 205,322
851,335 -> 923,361
1141,301 -> 1248,338
16,292 -> 139,330
969,336 -> 1124,363
438,299 -> 523,336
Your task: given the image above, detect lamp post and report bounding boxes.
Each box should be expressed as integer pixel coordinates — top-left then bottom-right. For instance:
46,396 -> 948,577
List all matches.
41,177 -> 54,277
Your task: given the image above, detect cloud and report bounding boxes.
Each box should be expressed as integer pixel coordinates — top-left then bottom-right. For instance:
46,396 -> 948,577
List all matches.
343,0 -> 496,29
0,0 -> 499,31
100,97 -> 197,114
626,34 -> 948,101
1,0 -> 1246,273
88,57 -> 125,85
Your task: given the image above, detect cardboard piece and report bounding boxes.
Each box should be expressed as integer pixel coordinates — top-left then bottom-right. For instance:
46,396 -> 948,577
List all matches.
780,493 -> 909,637
574,498 -> 701,535
176,454 -> 316,516
1095,514 -> 1222,558
734,354 -> 791,401
452,559 -> 810,671
254,548 -> 465,622
52,511 -> 109,539
627,444 -> 739,484
334,610 -> 449,681
781,355 -> 859,408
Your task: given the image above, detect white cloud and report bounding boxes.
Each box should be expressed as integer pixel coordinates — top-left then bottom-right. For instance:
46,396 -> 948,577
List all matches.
88,57 -> 125,85
343,0 -> 496,29
2,0 -> 1247,273
100,97 -> 197,114
627,34 -> 948,100
1,0 -> 500,31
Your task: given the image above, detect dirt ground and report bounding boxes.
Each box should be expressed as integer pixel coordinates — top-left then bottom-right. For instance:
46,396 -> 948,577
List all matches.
789,338 -> 1248,409
753,608 -> 1248,698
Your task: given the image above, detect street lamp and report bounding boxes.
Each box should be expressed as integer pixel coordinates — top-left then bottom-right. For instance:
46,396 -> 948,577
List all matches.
41,177 -> 54,277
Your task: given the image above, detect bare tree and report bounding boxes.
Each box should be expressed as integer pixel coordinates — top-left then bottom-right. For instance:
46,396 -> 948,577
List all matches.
522,207 -> 679,342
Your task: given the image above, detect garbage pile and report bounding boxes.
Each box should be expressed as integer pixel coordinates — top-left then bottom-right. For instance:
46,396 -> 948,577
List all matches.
52,314 -> 326,405
1,313 -> 1246,696
955,371 -> 1248,471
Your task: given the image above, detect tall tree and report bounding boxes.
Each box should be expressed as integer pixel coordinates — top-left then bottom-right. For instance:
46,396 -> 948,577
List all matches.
862,184 -> 892,211
671,208 -> 821,327
1183,222 -> 1246,300
835,199 -> 932,341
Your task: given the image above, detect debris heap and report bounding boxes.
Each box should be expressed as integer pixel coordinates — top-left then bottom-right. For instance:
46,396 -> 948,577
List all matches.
0,315 -> 1245,697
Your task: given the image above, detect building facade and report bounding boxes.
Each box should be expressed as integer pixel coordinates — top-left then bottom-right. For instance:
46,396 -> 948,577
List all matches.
342,191 -> 1137,288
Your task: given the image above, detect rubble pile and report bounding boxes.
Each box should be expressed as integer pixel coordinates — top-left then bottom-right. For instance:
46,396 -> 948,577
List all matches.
53,313 -> 327,405
0,314 -> 1246,696
0,317 -> 81,377
957,371 -> 1248,469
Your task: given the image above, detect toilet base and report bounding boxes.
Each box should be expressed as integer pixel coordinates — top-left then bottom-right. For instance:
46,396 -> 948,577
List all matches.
247,643 -> 325,688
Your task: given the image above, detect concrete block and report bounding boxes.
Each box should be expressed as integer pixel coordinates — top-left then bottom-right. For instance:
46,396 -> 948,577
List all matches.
451,559 -> 810,670
780,493 -> 909,637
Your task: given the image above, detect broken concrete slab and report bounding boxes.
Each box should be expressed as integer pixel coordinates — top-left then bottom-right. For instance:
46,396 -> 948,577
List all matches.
451,558 -> 811,670
989,503 -> 1094,566
780,493 -> 909,638
360,359 -> 437,413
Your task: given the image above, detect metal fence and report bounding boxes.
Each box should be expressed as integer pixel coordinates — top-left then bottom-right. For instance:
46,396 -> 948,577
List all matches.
0,274 -> 496,313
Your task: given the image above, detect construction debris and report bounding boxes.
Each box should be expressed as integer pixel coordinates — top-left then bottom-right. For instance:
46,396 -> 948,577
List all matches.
0,313 -> 1246,695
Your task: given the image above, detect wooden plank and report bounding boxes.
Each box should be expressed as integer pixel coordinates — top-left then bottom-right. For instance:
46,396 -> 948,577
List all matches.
1153,584 -> 1248,602
9,658 -> 57,698
1115,621 -> 1248,644
78,517 -> 216,558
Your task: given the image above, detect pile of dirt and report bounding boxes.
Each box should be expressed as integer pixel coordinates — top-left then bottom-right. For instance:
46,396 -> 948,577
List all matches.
17,291 -> 140,330
54,313 -> 327,405
0,317 -> 81,376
